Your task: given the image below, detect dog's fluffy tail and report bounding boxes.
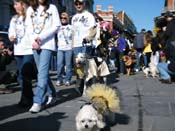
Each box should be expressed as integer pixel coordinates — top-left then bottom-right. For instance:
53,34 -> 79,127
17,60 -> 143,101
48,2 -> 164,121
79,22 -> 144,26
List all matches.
86,83 -> 120,113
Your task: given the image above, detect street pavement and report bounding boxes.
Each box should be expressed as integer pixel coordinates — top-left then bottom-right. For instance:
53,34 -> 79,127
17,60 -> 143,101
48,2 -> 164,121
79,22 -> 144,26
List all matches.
0,71 -> 175,131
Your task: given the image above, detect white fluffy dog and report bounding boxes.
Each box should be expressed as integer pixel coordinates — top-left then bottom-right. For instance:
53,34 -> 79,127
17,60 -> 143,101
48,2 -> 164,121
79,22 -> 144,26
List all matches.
143,52 -> 159,78
76,104 -> 105,131
149,52 -> 159,78
75,84 -> 120,131
142,67 -> 150,78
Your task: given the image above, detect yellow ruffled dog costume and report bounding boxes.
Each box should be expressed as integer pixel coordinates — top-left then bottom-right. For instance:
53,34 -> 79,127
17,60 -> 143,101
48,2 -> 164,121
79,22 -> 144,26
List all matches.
86,83 -> 120,114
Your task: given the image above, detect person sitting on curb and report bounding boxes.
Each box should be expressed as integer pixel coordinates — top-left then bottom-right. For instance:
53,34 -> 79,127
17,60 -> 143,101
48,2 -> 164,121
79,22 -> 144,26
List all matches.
157,41 -> 175,84
0,37 -> 14,94
157,12 -> 175,84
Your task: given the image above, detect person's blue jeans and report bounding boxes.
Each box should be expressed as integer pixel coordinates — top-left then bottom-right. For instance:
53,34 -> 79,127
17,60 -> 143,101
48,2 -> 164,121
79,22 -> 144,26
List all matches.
15,55 -> 34,88
157,62 -> 175,80
57,50 -> 73,82
142,54 -> 148,67
33,49 -> 56,104
118,52 -> 125,74
50,51 -> 57,71
73,46 -> 92,56
135,51 -> 147,70
135,51 -> 141,70
109,59 -> 116,68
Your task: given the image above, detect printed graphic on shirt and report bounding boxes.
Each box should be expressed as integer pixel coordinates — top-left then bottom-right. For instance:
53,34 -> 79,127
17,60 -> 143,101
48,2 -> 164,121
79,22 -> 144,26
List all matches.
72,15 -> 89,27
15,17 -> 25,43
72,15 -> 90,39
57,25 -> 73,50
58,26 -> 72,44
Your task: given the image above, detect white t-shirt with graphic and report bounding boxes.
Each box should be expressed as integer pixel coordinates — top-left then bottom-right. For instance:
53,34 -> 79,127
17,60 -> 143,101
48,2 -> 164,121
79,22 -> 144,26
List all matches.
71,10 -> 96,48
25,4 -> 61,51
8,15 -> 33,55
57,24 -> 72,50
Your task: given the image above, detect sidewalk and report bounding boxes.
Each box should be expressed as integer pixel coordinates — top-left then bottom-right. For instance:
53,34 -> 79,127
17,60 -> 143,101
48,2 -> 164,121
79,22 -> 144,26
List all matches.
0,71 -> 175,131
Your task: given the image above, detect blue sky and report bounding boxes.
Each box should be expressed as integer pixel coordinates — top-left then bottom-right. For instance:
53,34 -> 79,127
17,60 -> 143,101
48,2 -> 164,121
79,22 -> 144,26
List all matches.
93,0 -> 165,32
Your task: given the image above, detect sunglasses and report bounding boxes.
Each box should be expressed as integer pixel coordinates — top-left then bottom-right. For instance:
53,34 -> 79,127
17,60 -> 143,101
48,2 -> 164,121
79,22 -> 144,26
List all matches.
75,2 -> 83,6
61,17 -> 67,20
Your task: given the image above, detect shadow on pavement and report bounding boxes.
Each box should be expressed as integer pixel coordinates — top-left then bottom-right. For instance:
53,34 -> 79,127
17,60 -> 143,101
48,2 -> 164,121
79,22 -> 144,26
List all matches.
56,87 -> 81,103
0,87 -> 80,121
44,87 -> 81,109
0,112 -> 66,131
107,71 -> 120,85
115,113 -> 131,125
101,113 -> 131,131
0,104 -> 28,121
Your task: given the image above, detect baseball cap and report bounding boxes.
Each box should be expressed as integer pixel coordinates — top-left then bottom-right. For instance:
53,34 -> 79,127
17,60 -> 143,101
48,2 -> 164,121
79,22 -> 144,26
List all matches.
111,30 -> 119,37
74,0 -> 84,3
141,28 -> 146,32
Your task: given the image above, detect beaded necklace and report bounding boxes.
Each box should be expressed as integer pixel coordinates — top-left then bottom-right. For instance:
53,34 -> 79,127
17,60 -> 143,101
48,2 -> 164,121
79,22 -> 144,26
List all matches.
31,10 -> 50,34
14,15 -> 25,43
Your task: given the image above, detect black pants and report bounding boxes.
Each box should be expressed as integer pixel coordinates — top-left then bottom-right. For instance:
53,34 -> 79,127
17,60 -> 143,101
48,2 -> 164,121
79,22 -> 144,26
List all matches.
20,62 -> 35,103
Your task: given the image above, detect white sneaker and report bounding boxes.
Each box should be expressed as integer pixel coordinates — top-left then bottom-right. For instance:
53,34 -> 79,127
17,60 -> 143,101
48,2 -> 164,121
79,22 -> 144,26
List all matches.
29,103 -> 41,113
65,81 -> 70,86
135,69 -> 139,72
56,81 -> 62,86
46,96 -> 56,105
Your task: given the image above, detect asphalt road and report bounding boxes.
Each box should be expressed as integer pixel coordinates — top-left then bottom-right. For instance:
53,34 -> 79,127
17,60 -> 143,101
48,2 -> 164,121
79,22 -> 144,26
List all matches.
0,71 -> 175,131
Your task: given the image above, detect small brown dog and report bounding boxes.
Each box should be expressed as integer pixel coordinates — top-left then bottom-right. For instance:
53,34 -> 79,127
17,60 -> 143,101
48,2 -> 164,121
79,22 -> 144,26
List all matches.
123,55 -> 133,76
123,49 -> 136,76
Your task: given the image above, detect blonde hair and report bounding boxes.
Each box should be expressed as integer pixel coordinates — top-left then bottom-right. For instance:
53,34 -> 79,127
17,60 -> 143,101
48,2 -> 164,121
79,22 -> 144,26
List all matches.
14,0 -> 29,20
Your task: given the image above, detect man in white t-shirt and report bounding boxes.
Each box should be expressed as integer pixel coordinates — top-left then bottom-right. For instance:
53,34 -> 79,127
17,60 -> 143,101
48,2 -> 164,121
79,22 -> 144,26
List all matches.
71,0 -> 96,94
71,0 -> 96,56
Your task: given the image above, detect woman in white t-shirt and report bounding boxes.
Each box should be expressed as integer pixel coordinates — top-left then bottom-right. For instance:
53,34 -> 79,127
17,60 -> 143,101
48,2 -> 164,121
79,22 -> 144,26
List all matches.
25,0 -> 61,113
8,0 -> 34,108
56,12 -> 73,87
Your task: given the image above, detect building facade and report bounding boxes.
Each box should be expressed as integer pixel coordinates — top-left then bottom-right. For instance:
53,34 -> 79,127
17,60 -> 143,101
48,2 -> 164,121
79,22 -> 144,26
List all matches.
155,0 -> 175,28
116,11 -> 137,34
96,5 -> 114,32
162,0 -> 175,14
95,4 -> 137,37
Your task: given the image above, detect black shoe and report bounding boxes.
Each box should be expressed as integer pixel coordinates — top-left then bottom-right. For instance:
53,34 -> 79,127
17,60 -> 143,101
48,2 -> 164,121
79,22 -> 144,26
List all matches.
18,99 -> 33,108
0,87 -> 13,94
75,79 -> 84,95
171,77 -> 175,82
160,79 -> 172,84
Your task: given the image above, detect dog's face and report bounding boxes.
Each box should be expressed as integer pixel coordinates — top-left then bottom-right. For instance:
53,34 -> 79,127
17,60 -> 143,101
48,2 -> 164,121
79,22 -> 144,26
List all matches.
123,55 -> 132,66
76,104 -> 105,131
75,53 -> 86,65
